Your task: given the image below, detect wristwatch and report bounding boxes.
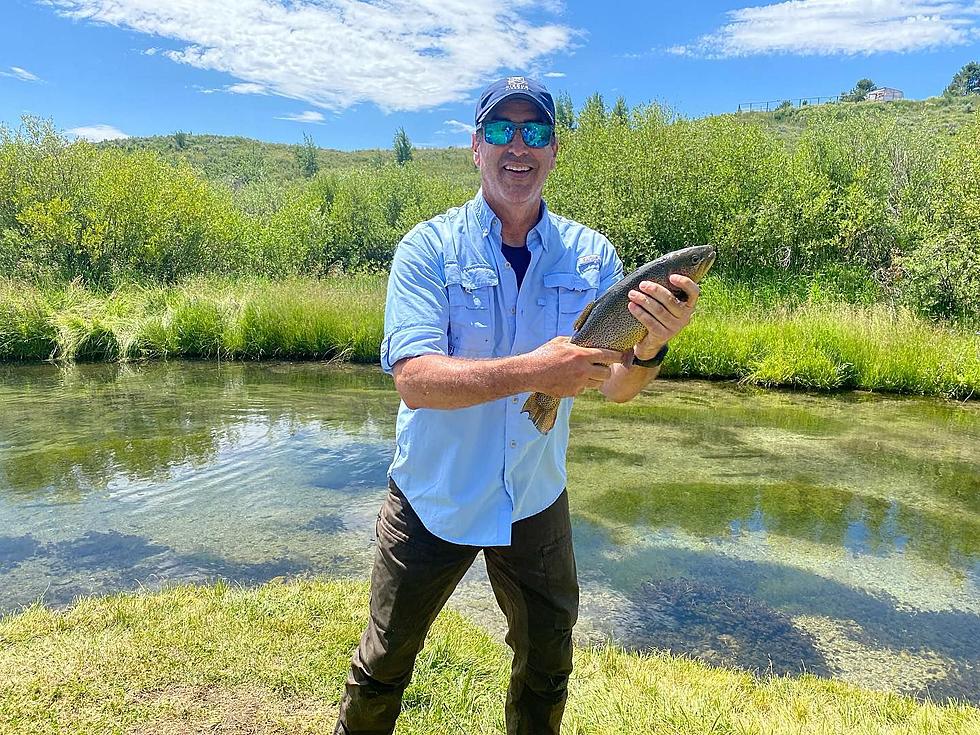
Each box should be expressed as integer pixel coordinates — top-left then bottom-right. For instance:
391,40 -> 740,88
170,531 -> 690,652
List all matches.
632,343 -> 669,369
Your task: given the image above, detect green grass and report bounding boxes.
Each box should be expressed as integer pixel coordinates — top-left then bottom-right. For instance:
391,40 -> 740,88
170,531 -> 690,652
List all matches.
666,277 -> 980,399
745,95 -> 980,145
100,132 -> 480,190
0,579 -> 976,734
0,276 -> 386,363
2,275 -> 978,399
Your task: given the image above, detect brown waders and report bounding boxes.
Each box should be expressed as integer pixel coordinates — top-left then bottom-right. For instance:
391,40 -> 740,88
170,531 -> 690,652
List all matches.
334,480 -> 579,735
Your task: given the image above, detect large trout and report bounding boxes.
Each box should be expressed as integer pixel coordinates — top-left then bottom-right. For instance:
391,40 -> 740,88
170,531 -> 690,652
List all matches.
522,245 -> 717,434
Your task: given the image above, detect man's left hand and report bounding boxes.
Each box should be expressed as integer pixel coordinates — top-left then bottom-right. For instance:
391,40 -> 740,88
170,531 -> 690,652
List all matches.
626,274 -> 701,361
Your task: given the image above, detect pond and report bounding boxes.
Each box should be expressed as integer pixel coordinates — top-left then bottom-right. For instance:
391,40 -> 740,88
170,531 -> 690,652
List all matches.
1,362 -> 977,704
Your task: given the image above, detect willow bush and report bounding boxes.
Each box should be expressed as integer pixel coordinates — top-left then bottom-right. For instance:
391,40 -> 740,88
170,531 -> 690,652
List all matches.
546,104 -> 948,276
0,118 -> 247,287
2,107 -> 979,322
901,114 -> 980,322
255,164 -> 471,276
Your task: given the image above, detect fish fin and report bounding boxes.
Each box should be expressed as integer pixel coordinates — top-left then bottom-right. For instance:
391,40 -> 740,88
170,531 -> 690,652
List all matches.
521,392 -> 561,434
573,300 -> 596,332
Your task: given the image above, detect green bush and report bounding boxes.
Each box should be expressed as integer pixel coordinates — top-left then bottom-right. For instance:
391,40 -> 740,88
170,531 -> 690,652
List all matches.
0,118 -> 248,287
256,164 -> 471,276
901,113 -> 980,323
1,108 -> 978,322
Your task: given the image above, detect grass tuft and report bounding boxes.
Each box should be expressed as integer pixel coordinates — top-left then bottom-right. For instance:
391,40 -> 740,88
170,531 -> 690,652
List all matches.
1,274 -> 977,400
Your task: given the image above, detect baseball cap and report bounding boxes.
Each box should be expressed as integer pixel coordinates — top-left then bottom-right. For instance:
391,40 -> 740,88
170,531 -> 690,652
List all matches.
474,76 -> 556,126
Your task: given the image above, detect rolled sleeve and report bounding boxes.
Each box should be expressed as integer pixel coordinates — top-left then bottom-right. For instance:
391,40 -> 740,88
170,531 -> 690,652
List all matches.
380,227 -> 450,374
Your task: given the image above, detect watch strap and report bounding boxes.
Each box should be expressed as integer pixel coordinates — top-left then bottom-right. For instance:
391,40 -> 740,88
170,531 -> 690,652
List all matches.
632,342 -> 669,369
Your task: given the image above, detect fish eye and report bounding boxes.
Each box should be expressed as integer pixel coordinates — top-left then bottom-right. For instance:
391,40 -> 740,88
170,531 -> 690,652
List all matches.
692,255 -> 701,263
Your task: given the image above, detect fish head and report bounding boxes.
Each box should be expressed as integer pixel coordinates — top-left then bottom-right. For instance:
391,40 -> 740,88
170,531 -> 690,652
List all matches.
666,245 -> 716,284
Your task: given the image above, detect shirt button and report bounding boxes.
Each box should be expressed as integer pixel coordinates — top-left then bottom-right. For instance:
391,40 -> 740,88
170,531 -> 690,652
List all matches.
512,396 -> 518,403
510,307 -> 516,315
510,440 -> 517,448
504,262 -> 511,268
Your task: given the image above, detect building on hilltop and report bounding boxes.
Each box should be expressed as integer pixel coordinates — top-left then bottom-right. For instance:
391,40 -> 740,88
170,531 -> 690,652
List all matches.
866,87 -> 904,102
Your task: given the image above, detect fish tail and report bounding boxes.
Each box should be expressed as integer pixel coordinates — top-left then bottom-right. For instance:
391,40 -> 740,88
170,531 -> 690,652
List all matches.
521,392 -> 561,434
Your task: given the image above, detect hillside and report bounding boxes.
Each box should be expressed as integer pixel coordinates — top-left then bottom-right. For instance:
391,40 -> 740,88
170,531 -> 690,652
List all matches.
99,133 -> 478,190
743,94 -> 979,144
99,95 -> 977,189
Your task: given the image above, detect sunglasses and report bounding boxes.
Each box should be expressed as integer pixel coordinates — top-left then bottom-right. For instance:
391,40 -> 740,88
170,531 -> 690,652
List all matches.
479,120 -> 555,148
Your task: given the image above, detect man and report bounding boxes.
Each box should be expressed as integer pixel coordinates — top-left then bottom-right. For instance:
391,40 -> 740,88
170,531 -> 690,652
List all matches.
335,76 -> 700,735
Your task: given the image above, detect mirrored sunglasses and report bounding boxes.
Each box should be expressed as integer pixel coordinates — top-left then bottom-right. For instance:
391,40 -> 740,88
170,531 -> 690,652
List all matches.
480,120 -> 554,148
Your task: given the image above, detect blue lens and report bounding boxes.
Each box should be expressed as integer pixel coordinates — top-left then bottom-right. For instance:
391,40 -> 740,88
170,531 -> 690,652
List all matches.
482,121 -> 553,148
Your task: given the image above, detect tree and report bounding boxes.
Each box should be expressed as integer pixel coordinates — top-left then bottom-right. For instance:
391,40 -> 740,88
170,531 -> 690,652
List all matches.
944,61 -> 980,97
773,100 -> 794,121
610,96 -> 630,126
393,126 -> 413,165
295,132 -> 319,178
578,92 -> 607,128
555,91 -> 575,129
841,78 -> 877,102
172,130 -> 189,149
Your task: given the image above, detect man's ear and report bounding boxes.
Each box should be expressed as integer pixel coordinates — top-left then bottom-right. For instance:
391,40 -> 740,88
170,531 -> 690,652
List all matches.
471,132 -> 481,168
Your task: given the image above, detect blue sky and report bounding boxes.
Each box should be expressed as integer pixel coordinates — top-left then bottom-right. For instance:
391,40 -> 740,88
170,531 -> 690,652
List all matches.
2,0 -> 979,150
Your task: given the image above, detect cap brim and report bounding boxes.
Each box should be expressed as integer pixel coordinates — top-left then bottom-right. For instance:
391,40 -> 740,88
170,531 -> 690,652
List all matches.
476,92 -> 554,125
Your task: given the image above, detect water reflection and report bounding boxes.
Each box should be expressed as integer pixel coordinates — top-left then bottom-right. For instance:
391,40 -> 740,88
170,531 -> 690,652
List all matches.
0,363 -> 978,704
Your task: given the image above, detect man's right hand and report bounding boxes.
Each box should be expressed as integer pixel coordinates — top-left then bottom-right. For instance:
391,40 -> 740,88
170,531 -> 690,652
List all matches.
524,337 -> 624,398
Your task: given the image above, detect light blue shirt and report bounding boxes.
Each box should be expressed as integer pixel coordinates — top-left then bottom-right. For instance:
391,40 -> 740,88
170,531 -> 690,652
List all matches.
381,190 -> 623,546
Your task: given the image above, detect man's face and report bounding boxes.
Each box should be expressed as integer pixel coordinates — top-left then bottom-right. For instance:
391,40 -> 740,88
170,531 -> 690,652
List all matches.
472,98 -> 558,212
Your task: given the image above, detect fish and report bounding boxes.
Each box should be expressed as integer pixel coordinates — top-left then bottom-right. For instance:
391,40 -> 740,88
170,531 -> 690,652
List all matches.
521,245 -> 717,434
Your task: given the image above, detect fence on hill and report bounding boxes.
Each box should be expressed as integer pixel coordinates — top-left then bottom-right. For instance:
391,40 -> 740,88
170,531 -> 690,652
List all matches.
737,96 -> 842,113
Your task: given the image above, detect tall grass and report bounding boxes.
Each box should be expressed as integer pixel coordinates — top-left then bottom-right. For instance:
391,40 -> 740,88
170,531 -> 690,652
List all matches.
0,277 -> 385,363
3,275 -> 977,399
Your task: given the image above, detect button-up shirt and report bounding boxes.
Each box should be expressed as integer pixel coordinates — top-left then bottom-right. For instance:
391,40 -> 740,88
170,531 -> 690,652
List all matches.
381,190 -> 623,546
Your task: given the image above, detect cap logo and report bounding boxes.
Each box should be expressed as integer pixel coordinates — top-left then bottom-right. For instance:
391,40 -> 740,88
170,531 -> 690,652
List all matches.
506,76 -> 530,91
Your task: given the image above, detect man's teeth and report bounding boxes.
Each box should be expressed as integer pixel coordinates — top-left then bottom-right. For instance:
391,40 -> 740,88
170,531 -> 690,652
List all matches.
504,165 -> 531,172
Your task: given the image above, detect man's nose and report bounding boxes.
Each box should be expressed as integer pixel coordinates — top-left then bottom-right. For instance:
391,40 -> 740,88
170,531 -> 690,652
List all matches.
508,131 -> 529,154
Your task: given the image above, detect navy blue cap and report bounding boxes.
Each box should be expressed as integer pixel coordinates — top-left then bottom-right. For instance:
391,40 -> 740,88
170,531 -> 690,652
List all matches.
474,76 -> 555,126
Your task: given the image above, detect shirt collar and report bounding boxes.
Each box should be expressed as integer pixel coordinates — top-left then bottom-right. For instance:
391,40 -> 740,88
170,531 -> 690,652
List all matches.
473,189 -> 552,251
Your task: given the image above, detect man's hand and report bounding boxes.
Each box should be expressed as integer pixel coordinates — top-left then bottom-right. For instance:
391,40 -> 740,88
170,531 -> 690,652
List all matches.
525,337 -> 623,398
627,273 -> 701,360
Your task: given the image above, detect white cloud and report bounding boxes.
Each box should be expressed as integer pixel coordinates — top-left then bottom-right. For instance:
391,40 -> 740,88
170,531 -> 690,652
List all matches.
44,0 -> 578,111
543,71 -> 566,77
67,124 -> 129,141
442,119 -> 473,134
226,82 -> 268,95
142,47 -> 158,55
276,110 -> 325,123
0,66 -> 41,82
672,0 -> 980,57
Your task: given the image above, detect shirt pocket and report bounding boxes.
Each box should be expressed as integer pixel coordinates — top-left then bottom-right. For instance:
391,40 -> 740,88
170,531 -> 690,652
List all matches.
543,271 -> 599,337
446,264 -> 498,357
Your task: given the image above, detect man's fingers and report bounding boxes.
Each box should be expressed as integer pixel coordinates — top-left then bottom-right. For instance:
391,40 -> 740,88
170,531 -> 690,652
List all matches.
589,363 -> 612,381
581,347 -> 624,365
631,283 -> 679,319
628,299 -> 679,333
668,274 -> 700,307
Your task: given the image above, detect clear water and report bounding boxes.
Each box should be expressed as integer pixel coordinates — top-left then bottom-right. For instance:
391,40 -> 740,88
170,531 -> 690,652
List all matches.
1,362 -> 977,703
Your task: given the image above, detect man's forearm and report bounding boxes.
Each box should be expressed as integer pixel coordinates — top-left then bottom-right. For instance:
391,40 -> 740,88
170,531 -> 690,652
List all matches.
393,353 -> 538,410
599,353 -> 660,403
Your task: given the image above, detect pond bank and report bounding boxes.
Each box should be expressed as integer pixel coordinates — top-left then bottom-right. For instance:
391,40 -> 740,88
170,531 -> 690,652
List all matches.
2,276 -> 978,399
1,579 -> 977,734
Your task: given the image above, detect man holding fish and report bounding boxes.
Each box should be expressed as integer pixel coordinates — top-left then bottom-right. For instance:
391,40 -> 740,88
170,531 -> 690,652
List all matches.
335,75 -> 715,735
